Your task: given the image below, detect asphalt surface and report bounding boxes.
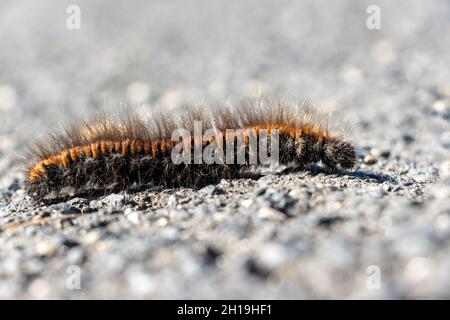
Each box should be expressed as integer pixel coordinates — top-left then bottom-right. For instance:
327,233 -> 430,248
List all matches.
0,0 -> 450,298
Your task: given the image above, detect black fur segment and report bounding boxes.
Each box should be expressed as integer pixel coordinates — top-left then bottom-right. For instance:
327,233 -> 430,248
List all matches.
26,97 -> 357,201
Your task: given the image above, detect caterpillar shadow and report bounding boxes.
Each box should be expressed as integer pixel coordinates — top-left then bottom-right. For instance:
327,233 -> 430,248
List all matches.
31,164 -> 394,206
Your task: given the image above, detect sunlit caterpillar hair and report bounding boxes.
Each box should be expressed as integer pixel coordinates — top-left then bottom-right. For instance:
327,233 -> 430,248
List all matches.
25,96 -> 356,201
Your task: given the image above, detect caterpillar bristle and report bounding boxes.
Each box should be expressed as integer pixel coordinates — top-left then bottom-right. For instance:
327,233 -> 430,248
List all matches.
25,96 -> 357,202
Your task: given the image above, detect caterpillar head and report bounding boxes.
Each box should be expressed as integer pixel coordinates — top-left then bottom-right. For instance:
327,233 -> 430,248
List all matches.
322,138 -> 356,170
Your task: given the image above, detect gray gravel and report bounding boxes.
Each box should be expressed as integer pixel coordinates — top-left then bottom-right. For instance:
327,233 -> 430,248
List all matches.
1,0 -> 450,299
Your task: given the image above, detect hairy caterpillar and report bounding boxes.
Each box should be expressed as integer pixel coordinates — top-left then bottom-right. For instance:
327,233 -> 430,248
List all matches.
26,96 -> 356,201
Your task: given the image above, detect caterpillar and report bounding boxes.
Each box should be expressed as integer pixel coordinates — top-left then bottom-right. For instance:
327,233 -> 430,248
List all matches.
25,96 -> 356,201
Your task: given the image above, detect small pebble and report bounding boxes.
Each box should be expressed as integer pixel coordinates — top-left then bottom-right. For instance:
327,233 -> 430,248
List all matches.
257,207 -> 286,221
364,154 -> 377,165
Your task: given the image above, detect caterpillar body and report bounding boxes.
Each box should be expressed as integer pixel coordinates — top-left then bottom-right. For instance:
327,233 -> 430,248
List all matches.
26,97 -> 356,201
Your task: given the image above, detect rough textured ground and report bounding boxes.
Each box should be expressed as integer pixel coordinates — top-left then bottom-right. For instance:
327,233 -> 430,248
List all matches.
1,0 -> 450,299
